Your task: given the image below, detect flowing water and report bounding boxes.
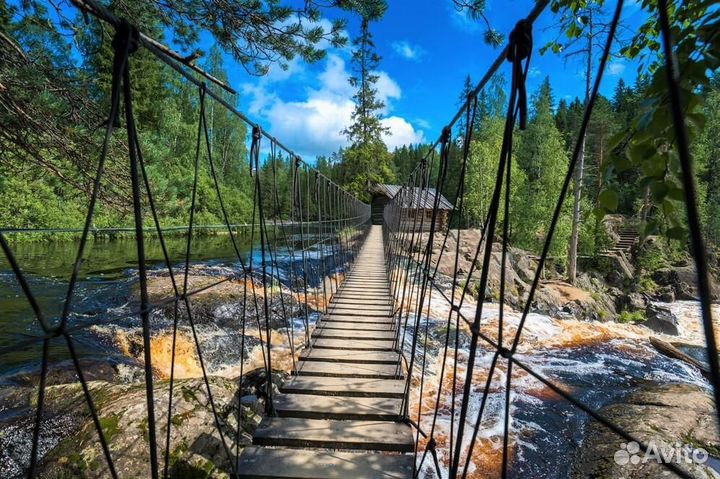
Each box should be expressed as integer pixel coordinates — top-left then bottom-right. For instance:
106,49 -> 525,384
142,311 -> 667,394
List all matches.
1,234 -> 718,477
401,285 -> 719,478
0,229 -> 337,380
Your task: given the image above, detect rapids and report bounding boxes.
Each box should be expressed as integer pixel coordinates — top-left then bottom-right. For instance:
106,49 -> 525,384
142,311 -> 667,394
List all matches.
402,286 -> 718,478
1,234 -> 718,477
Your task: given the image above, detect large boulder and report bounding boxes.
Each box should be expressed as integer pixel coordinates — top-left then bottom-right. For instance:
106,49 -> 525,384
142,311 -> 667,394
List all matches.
574,383 -> 719,478
652,265 -> 720,301
34,376 -> 261,478
641,304 -> 680,336
0,358 -> 270,479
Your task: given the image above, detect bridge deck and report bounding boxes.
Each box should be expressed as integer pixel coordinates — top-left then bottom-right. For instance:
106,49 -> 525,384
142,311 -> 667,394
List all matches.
237,226 -> 414,478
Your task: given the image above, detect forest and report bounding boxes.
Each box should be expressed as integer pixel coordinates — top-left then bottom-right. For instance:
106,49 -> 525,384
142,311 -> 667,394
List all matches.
3,1 -> 720,478
2,0 -> 720,278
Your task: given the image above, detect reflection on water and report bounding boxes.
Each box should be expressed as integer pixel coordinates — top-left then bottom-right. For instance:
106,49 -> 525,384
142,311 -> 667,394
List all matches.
0,227 -> 339,377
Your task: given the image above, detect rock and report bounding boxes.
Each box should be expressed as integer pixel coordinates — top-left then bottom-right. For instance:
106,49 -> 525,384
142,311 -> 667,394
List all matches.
574,383 -> 719,478
642,304 -> 680,335
625,292 -> 647,311
652,266 -> 720,302
657,286 -> 676,303
35,376 -> 259,478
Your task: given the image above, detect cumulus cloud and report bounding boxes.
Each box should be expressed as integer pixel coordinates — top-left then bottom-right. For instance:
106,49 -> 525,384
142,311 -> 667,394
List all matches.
382,116 -> 425,150
391,41 -> 425,61
242,54 -> 424,157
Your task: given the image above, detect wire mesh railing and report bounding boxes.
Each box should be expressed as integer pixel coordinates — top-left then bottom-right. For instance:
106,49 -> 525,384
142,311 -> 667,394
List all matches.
384,0 -> 720,477
0,1 -> 370,477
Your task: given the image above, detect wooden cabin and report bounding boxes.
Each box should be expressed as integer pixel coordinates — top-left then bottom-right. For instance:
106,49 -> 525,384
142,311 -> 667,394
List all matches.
369,184 -> 453,231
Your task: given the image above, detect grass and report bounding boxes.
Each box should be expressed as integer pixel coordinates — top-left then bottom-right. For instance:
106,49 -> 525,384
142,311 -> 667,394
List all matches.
618,310 -> 646,324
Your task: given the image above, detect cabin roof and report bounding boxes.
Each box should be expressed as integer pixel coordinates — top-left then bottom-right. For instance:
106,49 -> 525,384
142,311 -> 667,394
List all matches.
370,184 -> 453,210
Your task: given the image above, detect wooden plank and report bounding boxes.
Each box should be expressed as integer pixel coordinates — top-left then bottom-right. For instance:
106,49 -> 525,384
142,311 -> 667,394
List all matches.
300,349 -> 400,364
324,310 -> 392,318
332,296 -> 394,303
327,310 -> 393,318
236,446 -> 413,479
343,277 -> 389,281
323,315 -> 395,324
294,360 -> 402,378
312,329 -> 396,340
252,418 -> 414,452
281,376 -> 405,398
331,299 -> 393,306
274,394 -> 403,420
311,338 -> 395,350
328,308 -> 393,316
340,285 -> 389,290
315,321 -> 393,331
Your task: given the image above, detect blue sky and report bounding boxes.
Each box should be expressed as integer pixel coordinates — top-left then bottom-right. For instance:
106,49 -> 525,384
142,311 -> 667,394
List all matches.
39,0 -> 646,159
214,0 -> 649,160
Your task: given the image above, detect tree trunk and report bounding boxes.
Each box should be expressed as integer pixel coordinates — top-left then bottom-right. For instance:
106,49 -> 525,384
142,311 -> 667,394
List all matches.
568,136 -> 585,283
568,18 -> 594,284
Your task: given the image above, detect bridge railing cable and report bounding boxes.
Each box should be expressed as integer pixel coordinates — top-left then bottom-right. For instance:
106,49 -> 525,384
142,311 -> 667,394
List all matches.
0,5 -> 370,479
383,1 -> 719,478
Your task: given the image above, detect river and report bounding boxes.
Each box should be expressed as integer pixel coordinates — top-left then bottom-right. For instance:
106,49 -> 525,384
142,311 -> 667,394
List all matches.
0,235 -> 718,478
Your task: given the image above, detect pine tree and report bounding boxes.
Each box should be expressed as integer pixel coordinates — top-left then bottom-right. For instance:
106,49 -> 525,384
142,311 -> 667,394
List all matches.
515,78 -> 573,256
543,1 -> 625,282
696,81 -> 720,245
339,5 -> 394,200
342,17 -> 389,147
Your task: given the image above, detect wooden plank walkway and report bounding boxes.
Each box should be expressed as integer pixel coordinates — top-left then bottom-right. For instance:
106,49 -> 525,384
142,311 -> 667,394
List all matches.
237,226 -> 413,478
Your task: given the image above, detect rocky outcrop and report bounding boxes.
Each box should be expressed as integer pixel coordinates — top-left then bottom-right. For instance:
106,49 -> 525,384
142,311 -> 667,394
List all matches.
144,271 -> 308,330
1,374 -> 267,479
574,383 -> 720,478
652,263 -> 720,302
418,229 -> 617,321
641,304 -> 680,335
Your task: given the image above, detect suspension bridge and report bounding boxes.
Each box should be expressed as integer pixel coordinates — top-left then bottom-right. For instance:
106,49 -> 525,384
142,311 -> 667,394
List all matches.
1,0 -> 719,478
237,226 -> 414,478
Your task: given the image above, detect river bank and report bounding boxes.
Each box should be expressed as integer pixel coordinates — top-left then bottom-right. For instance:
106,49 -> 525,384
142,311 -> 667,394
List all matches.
1,231 -> 719,477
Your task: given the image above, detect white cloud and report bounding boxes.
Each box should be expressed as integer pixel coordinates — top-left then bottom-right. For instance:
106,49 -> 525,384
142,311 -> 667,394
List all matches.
375,71 -> 402,113
241,83 -> 278,116
317,54 -> 354,97
392,41 -> 425,61
528,66 -> 542,78
242,54 -> 423,157
382,116 -> 425,150
265,96 -> 355,156
608,61 -> 626,76
414,118 -> 431,130
263,56 -> 305,83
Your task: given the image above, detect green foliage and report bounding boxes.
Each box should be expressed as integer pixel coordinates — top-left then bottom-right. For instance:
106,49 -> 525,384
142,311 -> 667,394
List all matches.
550,0 -> 720,244
339,142 -> 395,201
1,9 -> 257,235
335,9 -> 394,200
618,309 -> 646,324
464,117 -> 526,227
451,0 -> 504,46
0,174 -> 87,230
513,79 -> 573,258
695,79 -> 720,245
342,16 -> 390,147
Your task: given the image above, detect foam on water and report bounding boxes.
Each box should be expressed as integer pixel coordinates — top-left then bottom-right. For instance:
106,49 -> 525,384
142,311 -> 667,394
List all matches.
403,291 -> 717,477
